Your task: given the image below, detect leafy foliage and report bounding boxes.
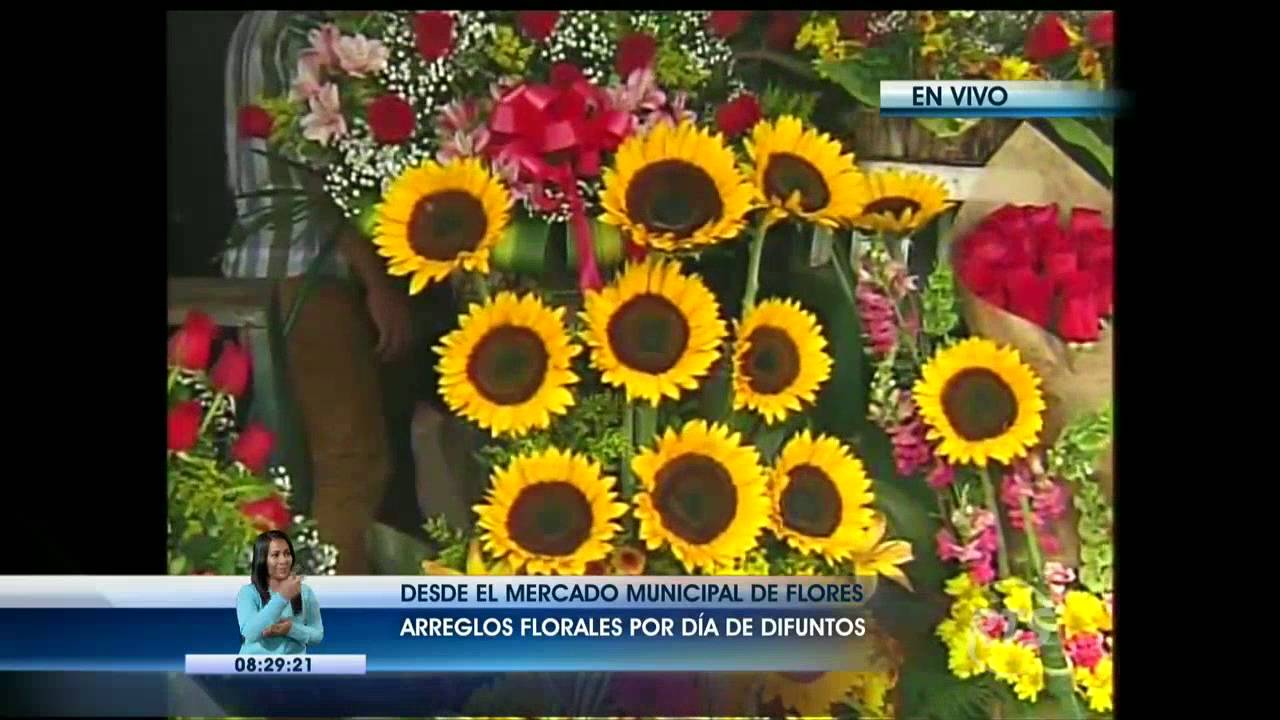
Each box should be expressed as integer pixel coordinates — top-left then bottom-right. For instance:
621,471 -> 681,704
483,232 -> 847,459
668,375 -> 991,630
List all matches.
760,83 -> 821,122
1046,406 -> 1114,593
474,390 -> 629,475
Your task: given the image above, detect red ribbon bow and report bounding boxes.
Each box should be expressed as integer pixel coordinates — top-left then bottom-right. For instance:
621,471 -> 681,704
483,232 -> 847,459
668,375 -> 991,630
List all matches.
487,65 -> 631,291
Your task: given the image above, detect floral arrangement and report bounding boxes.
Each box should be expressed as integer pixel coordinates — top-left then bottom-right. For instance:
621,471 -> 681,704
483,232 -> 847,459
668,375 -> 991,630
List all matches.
233,10 -> 1114,719
166,311 -> 337,576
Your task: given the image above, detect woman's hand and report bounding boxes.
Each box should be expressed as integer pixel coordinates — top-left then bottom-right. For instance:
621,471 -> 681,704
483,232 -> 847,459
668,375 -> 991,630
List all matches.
274,618 -> 293,636
280,575 -> 303,601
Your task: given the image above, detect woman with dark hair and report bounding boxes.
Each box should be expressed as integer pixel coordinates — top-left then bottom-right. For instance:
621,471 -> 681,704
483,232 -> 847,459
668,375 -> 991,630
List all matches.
236,530 -> 324,654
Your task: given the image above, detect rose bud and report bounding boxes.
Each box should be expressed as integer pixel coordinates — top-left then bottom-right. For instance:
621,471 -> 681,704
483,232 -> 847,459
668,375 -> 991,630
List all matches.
168,310 -> 217,371
232,423 -> 275,473
210,342 -> 252,397
167,401 -> 203,452
241,495 -> 292,531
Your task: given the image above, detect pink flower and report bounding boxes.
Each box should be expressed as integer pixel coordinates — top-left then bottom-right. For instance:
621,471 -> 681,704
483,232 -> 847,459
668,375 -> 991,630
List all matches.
335,34 -> 389,77
970,562 -> 996,585
1045,561 -> 1075,587
608,67 -> 668,116
300,84 -> 347,146
290,52 -> 326,102
1015,630 -> 1040,648
975,526 -> 999,555
1065,633 -> 1105,670
307,23 -> 342,67
856,284 -> 898,357
437,128 -> 491,163
891,414 -> 931,477
926,462 -> 955,490
979,611 -> 1009,639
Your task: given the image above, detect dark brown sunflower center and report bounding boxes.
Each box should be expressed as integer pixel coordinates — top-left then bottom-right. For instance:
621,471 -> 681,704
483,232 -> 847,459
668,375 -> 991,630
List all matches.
779,672 -> 826,683
940,368 -> 1018,441
741,327 -> 801,394
408,190 -> 488,260
506,481 -> 593,556
607,294 -> 690,374
864,196 -> 921,218
780,465 -> 842,537
764,153 -> 830,212
653,453 -> 738,544
625,159 -> 723,237
466,326 -> 549,405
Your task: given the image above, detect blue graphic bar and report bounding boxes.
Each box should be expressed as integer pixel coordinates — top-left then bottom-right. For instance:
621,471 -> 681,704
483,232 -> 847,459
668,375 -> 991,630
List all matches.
879,80 -> 1124,117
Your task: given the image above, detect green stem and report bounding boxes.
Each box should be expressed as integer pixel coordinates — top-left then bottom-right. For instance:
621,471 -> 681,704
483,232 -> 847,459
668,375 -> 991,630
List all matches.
474,272 -> 492,302
635,404 -> 658,451
199,394 -> 227,437
829,231 -> 859,314
980,465 -> 1010,578
167,367 -> 181,394
735,49 -> 821,81
620,402 -> 635,499
1019,494 -> 1045,585
741,218 -> 769,316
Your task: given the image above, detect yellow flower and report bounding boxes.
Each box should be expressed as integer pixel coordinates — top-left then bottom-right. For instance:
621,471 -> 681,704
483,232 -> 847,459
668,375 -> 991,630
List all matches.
995,577 -> 1035,624
947,630 -> 990,679
1075,656 -> 1114,713
374,157 -> 513,295
580,257 -> 727,406
473,447 -> 629,575
795,16 -> 854,62
436,291 -> 580,437
987,56 -> 1041,80
1078,47 -> 1105,86
600,119 -> 757,252
848,672 -> 895,718
745,116 -> 867,229
761,671 -> 859,717
848,511 -> 915,591
1060,590 -> 1112,638
734,300 -> 833,424
1013,659 -> 1045,703
988,640 -> 1043,701
912,338 -> 1046,467
632,419 -> 770,573
851,169 -> 953,235
769,431 -> 875,564
421,539 -> 512,575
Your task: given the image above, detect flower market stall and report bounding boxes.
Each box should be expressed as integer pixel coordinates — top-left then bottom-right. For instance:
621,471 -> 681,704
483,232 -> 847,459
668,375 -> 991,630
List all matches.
168,9 -> 1116,719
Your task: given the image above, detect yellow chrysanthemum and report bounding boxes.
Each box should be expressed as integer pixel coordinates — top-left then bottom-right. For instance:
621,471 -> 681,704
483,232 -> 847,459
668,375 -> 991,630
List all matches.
761,671 -> 860,717
995,577 -> 1035,624
768,430 -> 876,563
580,258 -> 726,406
912,338 -> 1046,466
436,291 -> 580,437
745,115 -> 866,228
473,447 -> 628,575
947,629 -> 991,679
988,640 -> 1044,702
1074,656 -> 1113,713
375,157 -> 513,294
850,169 -> 953,235
600,119 -> 757,251
733,299 -> 832,424
1060,591 -> 1113,638
632,420 -> 769,573
848,511 -> 915,591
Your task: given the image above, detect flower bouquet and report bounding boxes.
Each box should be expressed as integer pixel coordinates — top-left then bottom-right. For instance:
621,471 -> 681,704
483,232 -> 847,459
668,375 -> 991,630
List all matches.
167,311 -> 337,576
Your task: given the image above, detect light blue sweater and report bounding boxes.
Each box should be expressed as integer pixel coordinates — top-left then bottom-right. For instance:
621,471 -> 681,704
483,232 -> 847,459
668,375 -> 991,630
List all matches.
235,583 -> 324,655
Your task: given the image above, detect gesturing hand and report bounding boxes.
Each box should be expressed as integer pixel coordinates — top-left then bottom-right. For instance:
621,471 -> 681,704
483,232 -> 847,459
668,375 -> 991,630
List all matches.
280,574 -> 303,601
366,283 -> 413,362
274,618 -> 293,637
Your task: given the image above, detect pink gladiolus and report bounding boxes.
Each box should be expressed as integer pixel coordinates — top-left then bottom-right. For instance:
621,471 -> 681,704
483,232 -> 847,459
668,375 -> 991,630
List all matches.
926,462 -> 955,490
857,284 -> 898,357
970,562 -> 996,585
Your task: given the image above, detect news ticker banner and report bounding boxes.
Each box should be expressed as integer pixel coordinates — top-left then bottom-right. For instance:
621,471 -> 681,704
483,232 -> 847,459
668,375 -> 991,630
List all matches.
879,80 -> 1125,117
0,576 -> 889,674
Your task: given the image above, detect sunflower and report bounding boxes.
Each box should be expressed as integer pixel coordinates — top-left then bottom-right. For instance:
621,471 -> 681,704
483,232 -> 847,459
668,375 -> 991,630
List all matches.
733,299 -> 833,424
769,431 -> 877,563
580,258 -> 726,406
600,119 -> 757,251
850,169 -> 953,235
911,337 -> 1046,466
761,671 -> 859,717
374,157 -> 513,294
745,115 -> 867,228
473,447 -> 628,575
631,420 -> 769,573
436,291 -> 580,437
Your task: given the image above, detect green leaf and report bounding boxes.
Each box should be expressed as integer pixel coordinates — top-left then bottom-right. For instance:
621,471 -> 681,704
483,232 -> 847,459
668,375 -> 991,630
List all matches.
366,522 -> 433,575
815,47 -> 908,106
169,555 -> 189,575
492,215 -> 554,275
1045,118 -> 1114,178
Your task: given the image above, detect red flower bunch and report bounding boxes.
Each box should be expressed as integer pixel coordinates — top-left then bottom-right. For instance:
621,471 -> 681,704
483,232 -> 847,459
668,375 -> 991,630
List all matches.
367,94 -> 416,144
413,11 -> 455,61
241,495 -> 292,531
1024,13 -> 1074,62
954,204 -> 1113,343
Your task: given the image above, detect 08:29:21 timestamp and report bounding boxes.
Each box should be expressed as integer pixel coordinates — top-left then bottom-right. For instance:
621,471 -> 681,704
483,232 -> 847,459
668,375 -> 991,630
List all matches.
234,656 -> 312,672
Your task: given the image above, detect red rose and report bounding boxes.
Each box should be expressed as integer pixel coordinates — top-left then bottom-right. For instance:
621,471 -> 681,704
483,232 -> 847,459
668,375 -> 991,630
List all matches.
1043,249 -> 1079,285
715,93 -> 762,137
210,342 -> 252,397
168,310 -> 217,371
1069,207 -> 1106,235
708,11 -> 751,38
1025,14 -> 1074,62
616,33 -> 657,78
167,401 -> 203,452
517,11 -> 560,41
1077,229 -> 1113,269
1087,12 -> 1114,47
1005,268 -> 1055,328
1056,271 -> 1100,342
958,259 -> 1006,309
765,11 -> 805,51
232,423 -> 275,473
241,495 -> 291,532
1091,260 -> 1114,316
367,94 -> 416,144
238,105 -> 273,139
413,11 -> 455,61
550,62 -> 585,88
838,11 -> 873,42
